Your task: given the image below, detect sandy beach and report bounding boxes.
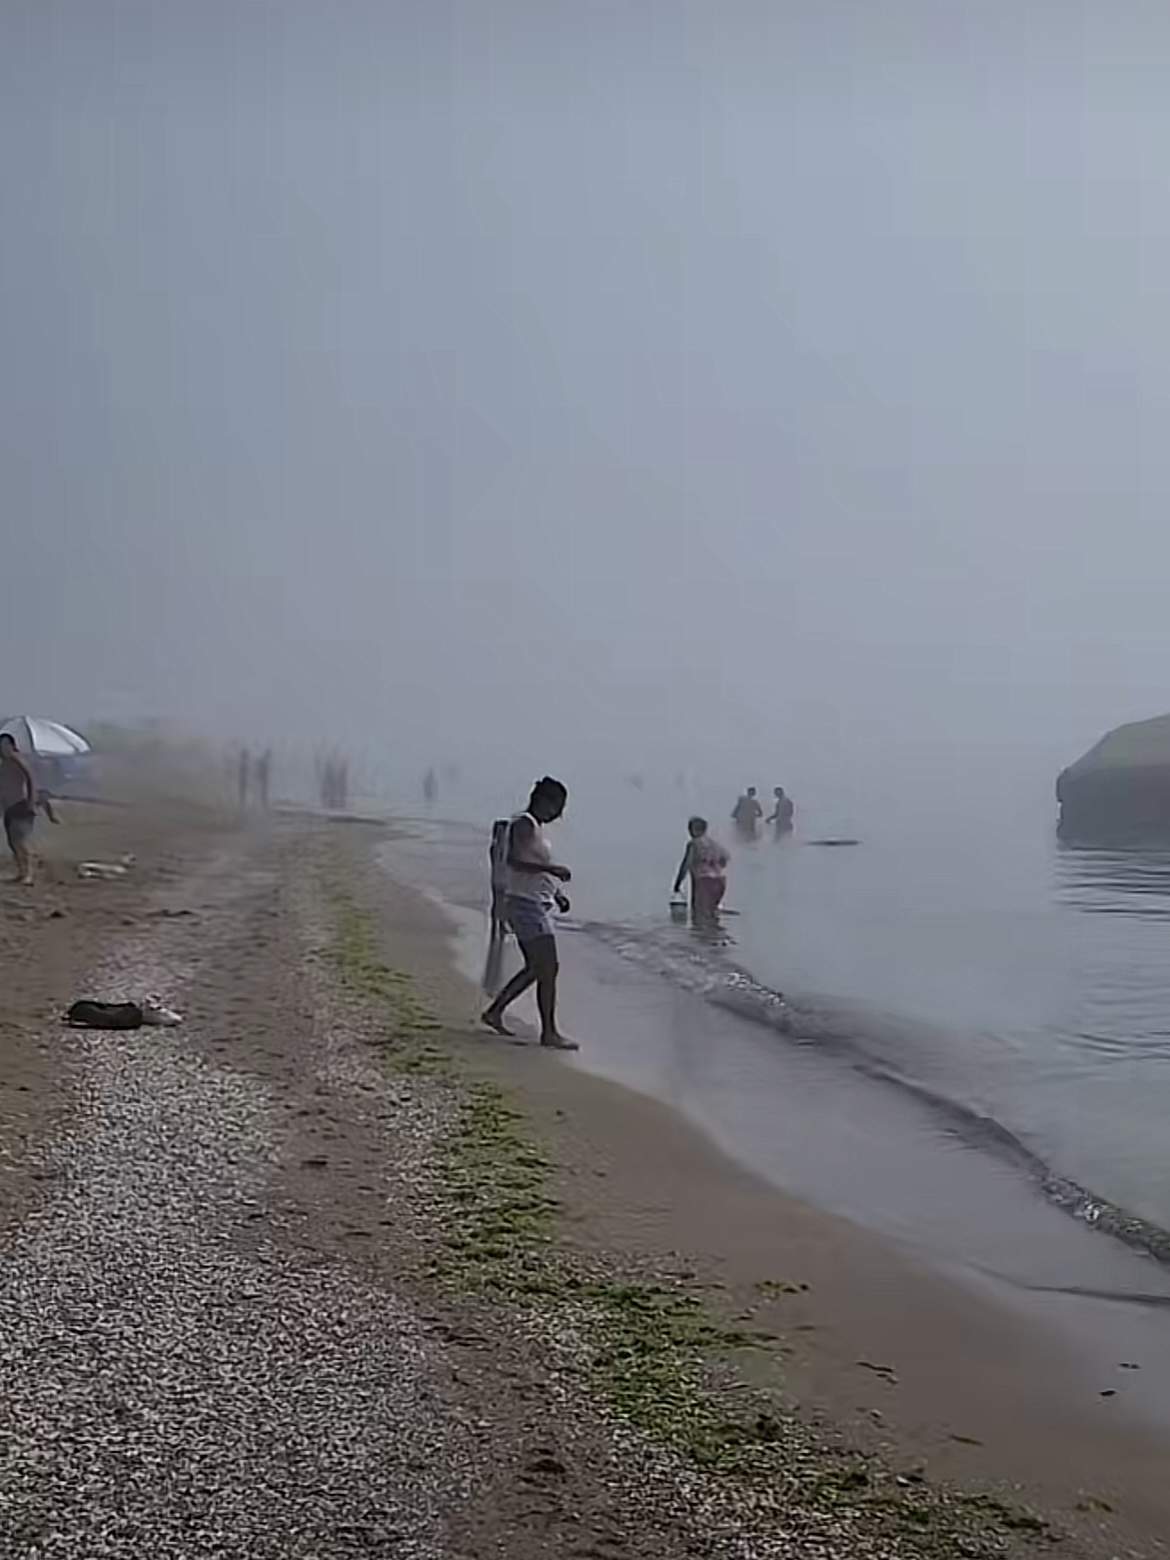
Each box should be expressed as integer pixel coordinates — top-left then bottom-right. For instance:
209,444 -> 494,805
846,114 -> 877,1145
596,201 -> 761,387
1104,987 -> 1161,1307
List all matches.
0,797 -> 1167,1558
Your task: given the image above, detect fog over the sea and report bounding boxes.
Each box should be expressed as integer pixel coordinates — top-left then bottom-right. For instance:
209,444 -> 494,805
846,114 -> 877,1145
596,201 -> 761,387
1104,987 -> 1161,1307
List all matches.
3,2 -> 1168,810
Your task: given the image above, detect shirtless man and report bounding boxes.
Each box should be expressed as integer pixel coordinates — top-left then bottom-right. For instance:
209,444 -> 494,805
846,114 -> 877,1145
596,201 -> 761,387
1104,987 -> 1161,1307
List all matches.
481,776 -> 577,1049
767,785 -> 795,836
731,785 -> 763,839
0,734 -> 38,885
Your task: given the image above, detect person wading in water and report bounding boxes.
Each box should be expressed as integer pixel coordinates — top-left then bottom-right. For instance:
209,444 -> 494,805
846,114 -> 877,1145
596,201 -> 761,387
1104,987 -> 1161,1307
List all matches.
767,785 -> 795,836
481,776 -> 578,1049
731,785 -> 763,839
673,815 -> 729,924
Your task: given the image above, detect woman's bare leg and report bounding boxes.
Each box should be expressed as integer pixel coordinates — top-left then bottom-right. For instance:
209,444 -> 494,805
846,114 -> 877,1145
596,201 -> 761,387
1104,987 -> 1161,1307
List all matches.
529,937 -> 576,1049
482,949 -> 537,1035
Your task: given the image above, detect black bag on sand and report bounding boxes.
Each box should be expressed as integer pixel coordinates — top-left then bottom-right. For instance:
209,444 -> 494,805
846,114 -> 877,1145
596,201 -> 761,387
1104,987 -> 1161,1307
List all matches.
66,1000 -> 144,1030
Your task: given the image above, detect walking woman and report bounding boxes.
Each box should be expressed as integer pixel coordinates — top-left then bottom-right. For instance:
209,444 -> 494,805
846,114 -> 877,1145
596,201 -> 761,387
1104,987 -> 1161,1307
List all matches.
481,777 -> 578,1050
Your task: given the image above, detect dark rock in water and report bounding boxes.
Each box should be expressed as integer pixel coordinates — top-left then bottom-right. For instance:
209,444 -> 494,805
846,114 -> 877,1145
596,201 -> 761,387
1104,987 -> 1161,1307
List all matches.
1058,714 -> 1170,843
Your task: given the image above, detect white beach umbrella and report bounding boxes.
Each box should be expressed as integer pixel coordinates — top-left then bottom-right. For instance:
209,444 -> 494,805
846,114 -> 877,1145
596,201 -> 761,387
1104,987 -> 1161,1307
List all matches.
0,716 -> 91,757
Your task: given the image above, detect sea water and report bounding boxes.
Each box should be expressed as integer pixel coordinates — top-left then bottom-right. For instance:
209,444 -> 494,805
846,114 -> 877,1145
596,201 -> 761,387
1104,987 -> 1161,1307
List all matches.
386,768 -> 1170,1253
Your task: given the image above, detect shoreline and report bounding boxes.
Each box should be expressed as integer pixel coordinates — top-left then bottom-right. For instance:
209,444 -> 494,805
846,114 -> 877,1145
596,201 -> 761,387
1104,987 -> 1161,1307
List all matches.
580,916 -> 1170,1275
1,797 -> 1167,1555
390,809 -> 1170,1266
362,823 -> 1170,1552
377,821 -> 1170,1398
396,830 -> 1170,1318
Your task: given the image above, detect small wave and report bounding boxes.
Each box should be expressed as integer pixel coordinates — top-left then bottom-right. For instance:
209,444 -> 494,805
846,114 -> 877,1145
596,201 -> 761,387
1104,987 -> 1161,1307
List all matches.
972,1270 -> 1170,1310
579,918 -> 794,1029
579,916 -> 1170,1269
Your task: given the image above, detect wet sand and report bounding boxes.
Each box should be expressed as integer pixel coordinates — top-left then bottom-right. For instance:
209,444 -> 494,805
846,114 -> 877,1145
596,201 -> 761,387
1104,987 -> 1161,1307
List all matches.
9,801 -> 867,1558
377,827 -> 1170,1554
557,930 -> 1170,1426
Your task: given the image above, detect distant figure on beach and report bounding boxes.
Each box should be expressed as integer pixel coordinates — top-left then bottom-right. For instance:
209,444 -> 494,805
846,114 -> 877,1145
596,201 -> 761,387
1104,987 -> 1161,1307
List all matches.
256,749 -> 272,811
320,756 -> 337,810
423,767 -> 438,805
673,816 -> 729,924
336,758 -> 349,811
488,819 -> 510,939
238,748 -> 251,810
0,733 -> 38,886
731,786 -> 763,839
481,777 -> 577,1050
767,785 -> 794,836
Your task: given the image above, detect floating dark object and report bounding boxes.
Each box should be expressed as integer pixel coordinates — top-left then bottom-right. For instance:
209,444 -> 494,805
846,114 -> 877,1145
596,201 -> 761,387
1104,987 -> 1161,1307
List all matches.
806,838 -> 860,847
1058,715 -> 1170,844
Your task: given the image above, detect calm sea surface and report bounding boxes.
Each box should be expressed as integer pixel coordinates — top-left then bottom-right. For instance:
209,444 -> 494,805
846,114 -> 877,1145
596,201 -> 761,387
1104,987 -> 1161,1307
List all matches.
391,772 -> 1170,1241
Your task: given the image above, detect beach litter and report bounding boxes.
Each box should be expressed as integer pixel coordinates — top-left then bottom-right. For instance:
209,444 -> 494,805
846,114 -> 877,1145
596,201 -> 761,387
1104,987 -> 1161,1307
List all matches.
76,854 -> 136,881
140,1000 -> 183,1027
65,998 -> 183,1030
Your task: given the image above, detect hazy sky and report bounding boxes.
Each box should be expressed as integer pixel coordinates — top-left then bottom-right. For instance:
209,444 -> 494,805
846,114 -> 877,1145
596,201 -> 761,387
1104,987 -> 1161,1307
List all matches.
3,2 -> 1168,803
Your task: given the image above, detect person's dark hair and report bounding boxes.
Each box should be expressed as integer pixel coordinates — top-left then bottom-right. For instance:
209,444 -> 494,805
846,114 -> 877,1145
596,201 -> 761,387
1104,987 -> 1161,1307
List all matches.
0,734 -> 15,750
530,775 -> 567,808
689,815 -> 708,834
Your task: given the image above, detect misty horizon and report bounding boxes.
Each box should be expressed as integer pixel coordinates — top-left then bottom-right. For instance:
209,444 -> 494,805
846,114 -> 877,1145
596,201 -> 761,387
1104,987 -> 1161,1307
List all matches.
3,2 -> 1167,810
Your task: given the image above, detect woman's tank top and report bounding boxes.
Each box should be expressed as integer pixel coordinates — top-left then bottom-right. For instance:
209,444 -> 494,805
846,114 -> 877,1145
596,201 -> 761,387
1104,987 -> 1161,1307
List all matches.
506,811 -> 557,906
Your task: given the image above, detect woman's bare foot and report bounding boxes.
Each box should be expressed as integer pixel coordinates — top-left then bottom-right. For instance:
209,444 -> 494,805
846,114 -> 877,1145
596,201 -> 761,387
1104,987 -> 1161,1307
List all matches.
481,1009 -> 513,1037
540,1033 -> 579,1051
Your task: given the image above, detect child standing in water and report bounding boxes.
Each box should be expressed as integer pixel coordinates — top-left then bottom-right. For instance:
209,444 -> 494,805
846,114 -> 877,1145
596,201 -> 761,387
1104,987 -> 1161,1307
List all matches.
673,815 -> 729,923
